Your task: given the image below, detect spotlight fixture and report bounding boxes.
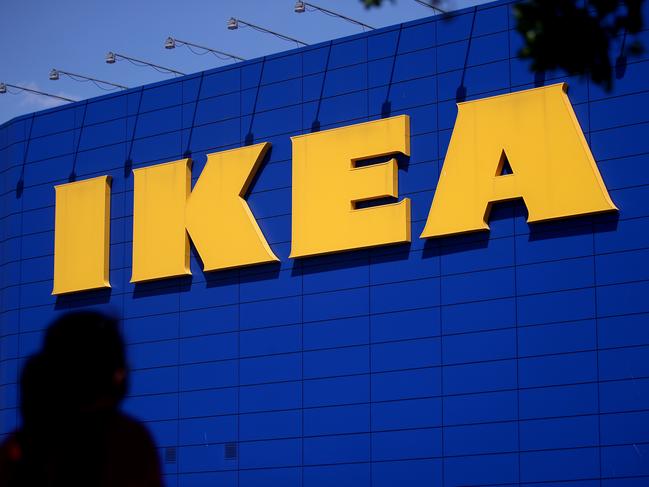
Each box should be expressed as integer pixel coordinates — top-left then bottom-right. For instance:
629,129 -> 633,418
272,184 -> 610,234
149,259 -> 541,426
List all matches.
164,36 -> 245,62
0,82 -> 75,102
227,17 -> 308,46
294,1 -> 375,30
105,51 -> 185,76
49,68 -> 128,90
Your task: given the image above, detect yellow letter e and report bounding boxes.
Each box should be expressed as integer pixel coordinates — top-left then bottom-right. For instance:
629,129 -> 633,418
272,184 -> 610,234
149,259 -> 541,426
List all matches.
290,115 -> 411,258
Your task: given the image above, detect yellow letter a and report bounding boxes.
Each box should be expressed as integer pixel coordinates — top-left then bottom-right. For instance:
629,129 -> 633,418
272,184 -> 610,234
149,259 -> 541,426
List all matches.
131,143 -> 278,283
421,83 -> 617,239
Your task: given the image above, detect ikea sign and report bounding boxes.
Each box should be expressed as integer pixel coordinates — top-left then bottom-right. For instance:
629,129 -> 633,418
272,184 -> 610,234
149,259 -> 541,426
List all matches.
52,83 -> 617,295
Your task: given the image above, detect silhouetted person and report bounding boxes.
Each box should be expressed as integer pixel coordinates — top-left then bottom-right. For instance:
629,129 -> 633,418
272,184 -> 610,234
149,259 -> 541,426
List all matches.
0,311 -> 162,487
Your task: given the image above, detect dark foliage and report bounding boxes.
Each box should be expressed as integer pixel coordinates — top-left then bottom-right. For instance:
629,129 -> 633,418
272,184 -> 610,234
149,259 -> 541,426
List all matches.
363,0 -> 393,6
515,0 -> 644,90
361,0 -> 645,90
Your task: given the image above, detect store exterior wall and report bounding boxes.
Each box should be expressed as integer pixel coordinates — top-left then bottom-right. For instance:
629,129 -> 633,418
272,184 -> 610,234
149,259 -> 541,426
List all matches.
2,0 -> 649,484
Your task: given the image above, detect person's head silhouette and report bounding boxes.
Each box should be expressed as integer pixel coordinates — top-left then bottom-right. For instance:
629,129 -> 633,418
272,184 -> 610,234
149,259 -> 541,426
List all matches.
36,311 -> 127,415
1,311 -> 162,487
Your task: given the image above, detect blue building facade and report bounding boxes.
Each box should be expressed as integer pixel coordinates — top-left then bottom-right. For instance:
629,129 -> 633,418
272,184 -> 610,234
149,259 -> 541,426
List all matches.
2,0 -> 649,485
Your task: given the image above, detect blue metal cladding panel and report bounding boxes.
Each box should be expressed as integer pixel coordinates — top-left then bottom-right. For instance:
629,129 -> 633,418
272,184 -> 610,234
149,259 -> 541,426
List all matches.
2,0 -> 649,485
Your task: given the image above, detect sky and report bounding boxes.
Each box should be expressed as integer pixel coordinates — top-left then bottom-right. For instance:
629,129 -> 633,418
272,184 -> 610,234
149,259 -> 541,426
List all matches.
0,0 -> 488,124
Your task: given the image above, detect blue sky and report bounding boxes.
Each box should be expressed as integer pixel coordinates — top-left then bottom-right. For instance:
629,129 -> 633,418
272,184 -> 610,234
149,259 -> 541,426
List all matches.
0,0 -> 487,124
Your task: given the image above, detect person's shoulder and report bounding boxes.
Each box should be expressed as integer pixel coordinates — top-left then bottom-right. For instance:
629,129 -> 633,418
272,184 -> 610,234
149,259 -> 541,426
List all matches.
0,432 -> 23,486
0,432 -> 22,462
110,412 -> 156,443
105,412 -> 162,487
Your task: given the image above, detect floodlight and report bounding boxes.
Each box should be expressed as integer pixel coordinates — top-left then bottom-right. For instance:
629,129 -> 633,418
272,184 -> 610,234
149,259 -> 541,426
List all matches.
0,82 -> 75,101
165,37 -> 245,62
293,1 -> 374,30
227,18 -> 308,46
105,52 -> 185,76
49,68 -> 128,90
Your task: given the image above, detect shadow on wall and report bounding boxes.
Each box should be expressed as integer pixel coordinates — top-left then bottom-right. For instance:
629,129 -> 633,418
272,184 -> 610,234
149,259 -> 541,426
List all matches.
54,199 -> 620,306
